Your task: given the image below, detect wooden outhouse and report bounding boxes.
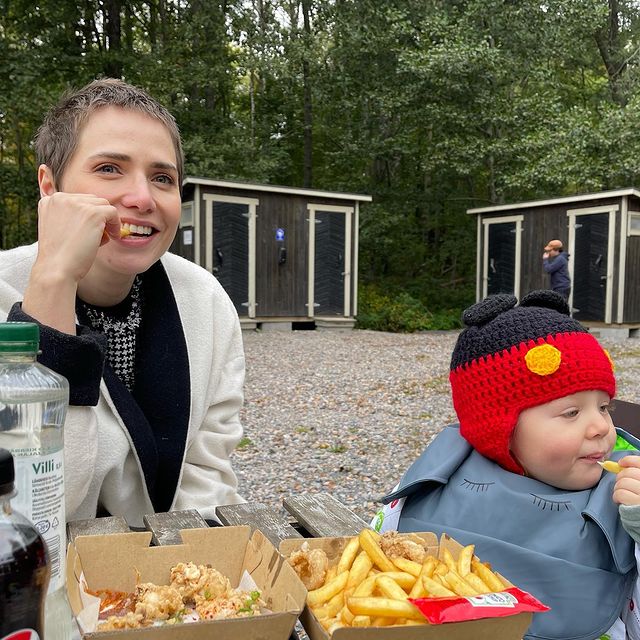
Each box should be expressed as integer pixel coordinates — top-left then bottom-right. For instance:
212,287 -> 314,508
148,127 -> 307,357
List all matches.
172,177 -> 372,329
467,189 -> 640,326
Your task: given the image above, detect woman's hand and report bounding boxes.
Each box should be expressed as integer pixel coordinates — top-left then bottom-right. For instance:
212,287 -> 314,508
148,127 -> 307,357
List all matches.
34,192 -> 120,283
22,192 -> 120,334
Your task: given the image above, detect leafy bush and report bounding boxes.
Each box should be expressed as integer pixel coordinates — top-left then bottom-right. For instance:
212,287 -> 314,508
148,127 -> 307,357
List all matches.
356,284 -> 462,333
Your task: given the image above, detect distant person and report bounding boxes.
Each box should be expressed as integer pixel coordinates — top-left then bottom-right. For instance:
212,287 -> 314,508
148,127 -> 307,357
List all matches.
542,239 -> 571,301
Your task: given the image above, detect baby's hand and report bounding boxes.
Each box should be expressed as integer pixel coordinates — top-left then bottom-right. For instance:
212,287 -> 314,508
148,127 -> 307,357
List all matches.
612,455 -> 640,506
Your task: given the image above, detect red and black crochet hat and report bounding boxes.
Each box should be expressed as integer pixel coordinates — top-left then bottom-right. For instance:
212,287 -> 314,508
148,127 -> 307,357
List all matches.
449,290 -> 616,474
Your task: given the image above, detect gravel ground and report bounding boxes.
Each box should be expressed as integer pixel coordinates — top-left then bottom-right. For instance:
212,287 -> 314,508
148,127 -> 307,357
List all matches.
231,328 -> 640,522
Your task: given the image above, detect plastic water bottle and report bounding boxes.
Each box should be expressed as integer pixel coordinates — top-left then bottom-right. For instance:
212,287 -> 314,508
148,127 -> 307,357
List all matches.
0,322 -> 73,640
0,448 -> 50,639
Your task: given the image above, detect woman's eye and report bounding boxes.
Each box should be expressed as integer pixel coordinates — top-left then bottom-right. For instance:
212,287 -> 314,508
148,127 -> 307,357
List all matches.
96,164 -> 118,174
154,174 -> 175,185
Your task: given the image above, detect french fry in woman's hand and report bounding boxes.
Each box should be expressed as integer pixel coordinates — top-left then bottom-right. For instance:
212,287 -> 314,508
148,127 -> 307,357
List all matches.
101,226 -> 130,244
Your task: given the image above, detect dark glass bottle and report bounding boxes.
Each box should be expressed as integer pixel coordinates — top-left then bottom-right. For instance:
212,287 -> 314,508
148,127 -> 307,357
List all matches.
0,447 -> 50,639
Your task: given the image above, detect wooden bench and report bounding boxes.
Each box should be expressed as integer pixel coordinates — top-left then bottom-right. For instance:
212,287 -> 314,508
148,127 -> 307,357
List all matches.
67,493 -> 370,640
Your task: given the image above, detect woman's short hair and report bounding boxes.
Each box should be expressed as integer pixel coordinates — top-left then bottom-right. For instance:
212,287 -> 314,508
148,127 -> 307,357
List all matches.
34,78 -> 184,188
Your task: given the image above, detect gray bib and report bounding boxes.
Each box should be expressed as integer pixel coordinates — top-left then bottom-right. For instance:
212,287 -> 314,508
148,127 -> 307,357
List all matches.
384,425 -> 637,640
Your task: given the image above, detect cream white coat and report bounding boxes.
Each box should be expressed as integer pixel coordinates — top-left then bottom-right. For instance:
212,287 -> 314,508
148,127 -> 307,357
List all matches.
0,243 -> 245,526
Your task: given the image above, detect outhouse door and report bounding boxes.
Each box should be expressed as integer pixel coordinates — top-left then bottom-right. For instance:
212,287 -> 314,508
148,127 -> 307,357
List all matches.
567,206 -> 616,323
203,194 -> 257,317
307,205 -> 354,317
481,216 -> 523,298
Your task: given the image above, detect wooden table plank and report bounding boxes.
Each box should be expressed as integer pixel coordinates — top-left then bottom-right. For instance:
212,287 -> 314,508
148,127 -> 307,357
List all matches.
282,493 -> 369,538
143,509 -> 208,546
66,515 -> 129,542
216,502 -> 302,546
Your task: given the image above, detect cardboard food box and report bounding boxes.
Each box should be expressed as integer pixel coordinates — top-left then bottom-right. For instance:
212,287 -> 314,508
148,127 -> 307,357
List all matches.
67,525 -> 306,639
280,532 -> 533,640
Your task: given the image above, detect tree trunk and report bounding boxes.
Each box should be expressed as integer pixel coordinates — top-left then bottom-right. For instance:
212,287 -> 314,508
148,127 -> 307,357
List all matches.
301,0 -> 313,187
103,0 -> 123,77
594,0 -> 627,106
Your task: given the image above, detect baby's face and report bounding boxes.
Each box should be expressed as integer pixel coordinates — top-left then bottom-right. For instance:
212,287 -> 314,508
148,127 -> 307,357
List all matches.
510,390 -> 616,490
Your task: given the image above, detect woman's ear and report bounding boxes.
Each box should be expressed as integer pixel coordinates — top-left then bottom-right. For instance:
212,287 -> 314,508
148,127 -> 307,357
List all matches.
38,164 -> 57,196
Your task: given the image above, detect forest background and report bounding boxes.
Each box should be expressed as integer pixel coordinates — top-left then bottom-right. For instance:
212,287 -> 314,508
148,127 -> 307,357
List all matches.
3,0 -> 640,330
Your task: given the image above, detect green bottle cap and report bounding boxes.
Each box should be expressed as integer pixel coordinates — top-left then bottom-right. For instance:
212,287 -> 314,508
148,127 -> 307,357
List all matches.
0,322 -> 40,352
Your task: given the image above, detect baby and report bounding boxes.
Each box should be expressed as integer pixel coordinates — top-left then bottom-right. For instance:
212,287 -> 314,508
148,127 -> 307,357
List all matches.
374,290 -> 640,639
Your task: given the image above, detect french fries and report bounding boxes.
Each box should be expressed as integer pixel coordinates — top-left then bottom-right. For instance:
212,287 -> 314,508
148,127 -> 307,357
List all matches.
307,570 -> 349,608
359,529 -> 397,573
336,536 -> 361,574
291,530 -> 510,635
457,543 -> 474,576
347,596 -> 426,620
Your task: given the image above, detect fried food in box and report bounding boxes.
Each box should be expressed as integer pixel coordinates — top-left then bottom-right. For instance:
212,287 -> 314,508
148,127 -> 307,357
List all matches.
89,561 -> 263,630
287,529 -> 510,633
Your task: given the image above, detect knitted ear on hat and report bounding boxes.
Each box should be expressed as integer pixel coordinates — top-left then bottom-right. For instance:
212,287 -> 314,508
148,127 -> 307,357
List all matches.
449,290 -> 616,474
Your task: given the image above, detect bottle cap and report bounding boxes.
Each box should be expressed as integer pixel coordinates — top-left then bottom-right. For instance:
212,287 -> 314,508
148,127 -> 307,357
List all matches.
0,322 -> 39,352
0,448 -> 15,496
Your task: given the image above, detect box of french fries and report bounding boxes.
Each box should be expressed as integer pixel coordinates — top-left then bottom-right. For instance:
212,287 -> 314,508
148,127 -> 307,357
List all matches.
280,529 -> 548,639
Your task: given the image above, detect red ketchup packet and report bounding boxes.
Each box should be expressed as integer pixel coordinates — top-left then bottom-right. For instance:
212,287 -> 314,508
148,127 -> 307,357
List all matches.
409,587 -> 549,623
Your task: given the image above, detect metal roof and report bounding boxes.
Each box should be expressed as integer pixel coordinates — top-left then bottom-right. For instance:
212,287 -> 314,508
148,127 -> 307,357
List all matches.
467,188 -> 640,214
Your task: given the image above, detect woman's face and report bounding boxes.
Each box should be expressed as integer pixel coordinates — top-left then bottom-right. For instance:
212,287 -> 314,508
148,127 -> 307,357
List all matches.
510,390 -> 617,490
59,106 -> 181,284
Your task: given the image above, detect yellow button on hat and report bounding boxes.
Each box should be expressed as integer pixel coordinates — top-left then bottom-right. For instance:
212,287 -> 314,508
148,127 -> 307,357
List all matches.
525,343 -> 561,376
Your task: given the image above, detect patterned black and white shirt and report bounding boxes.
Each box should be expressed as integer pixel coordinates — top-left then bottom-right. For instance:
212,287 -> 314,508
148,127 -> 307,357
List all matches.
76,276 -> 143,391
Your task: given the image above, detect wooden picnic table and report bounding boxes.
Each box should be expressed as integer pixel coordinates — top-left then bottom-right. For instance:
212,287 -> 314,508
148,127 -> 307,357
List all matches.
66,493 -> 371,640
